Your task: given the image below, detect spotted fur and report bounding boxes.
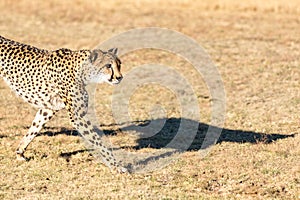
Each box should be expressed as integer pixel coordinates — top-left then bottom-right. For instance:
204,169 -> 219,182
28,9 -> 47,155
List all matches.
0,35 -> 126,172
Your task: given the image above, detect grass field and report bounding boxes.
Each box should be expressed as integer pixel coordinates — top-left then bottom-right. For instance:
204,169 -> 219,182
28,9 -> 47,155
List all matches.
0,0 -> 299,199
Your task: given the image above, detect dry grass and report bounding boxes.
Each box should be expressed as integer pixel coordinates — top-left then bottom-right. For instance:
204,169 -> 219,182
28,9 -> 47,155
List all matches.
0,0 -> 299,199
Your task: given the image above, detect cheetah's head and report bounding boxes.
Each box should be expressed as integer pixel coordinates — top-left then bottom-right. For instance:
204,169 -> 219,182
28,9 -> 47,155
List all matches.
87,48 -> 123,85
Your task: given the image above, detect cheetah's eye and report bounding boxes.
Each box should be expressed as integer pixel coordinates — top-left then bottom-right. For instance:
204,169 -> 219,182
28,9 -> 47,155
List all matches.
106,64 -> 112,69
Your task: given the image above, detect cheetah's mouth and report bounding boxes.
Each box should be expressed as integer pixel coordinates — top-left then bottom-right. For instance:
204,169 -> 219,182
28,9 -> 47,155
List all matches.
108,79 -> 122,85
108,76 -> 123,85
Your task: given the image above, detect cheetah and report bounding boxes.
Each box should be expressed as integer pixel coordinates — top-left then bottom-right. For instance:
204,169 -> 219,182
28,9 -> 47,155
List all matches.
0,35 -> 127,173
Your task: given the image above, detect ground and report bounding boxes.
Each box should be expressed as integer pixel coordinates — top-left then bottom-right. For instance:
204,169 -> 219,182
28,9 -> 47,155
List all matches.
0,0 -> 299,199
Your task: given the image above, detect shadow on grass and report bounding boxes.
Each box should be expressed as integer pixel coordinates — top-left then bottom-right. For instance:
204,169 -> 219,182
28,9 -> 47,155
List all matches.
41,127 -> 78,136
42,117 -> 295,153
51,118 -> 295,171
42,127 -> 114,137
113,118 -> 296,151
59,149 -> 88,160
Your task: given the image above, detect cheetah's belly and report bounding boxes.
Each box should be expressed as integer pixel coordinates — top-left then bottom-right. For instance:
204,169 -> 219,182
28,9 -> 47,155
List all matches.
2,76 -> 65,110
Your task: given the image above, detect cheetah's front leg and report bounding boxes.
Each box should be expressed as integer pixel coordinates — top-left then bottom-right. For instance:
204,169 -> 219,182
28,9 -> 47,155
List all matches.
69,109 -> 127,173
65,88 -> 127,173
16,108 -> 55,160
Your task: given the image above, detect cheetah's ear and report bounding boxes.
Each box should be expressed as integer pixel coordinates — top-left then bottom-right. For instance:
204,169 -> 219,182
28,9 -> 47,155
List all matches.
108,48 -> 118,55
89,50 -> 99,63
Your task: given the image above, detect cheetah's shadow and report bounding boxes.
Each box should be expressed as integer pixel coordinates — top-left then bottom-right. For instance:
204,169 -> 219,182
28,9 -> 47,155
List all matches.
40,117 -> 295,158
105,118 -> 296,150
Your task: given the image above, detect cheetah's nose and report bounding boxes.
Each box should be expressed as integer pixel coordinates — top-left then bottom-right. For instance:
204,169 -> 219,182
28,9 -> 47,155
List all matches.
116,76 -> 123,81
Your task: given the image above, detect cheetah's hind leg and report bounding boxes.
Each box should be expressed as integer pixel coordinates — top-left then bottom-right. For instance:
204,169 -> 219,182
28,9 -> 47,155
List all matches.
16,108 -> 56,160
